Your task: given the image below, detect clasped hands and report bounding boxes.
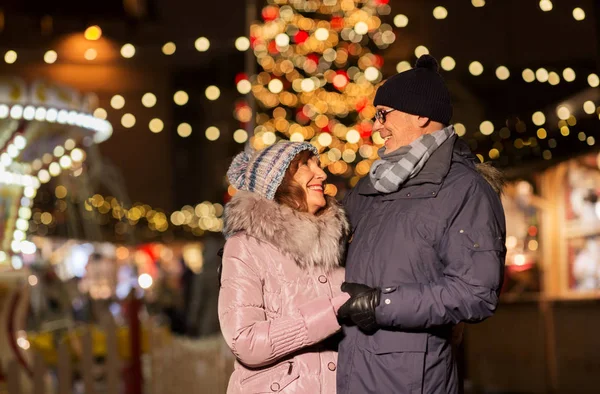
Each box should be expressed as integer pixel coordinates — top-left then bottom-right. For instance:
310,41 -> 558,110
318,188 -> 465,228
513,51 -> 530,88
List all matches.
337,282 -> 381,333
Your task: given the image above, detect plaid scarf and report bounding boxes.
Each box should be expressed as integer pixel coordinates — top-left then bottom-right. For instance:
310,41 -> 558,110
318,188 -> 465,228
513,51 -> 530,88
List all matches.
369,125 -> 455,193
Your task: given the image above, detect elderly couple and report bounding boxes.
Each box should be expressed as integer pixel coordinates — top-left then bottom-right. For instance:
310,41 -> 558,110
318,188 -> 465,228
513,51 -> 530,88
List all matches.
218,55 -> 507,394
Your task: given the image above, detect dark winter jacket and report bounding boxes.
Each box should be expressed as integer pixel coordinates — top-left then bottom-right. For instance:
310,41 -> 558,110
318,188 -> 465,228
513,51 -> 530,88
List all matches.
338,135 -> 506,394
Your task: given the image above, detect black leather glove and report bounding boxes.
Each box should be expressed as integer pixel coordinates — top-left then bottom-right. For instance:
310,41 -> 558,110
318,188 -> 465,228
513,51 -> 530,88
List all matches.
338,282 -> 381,333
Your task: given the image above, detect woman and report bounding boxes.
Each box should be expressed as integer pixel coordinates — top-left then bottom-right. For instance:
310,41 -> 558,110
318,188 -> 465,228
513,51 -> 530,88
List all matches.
219,141 -> 350,393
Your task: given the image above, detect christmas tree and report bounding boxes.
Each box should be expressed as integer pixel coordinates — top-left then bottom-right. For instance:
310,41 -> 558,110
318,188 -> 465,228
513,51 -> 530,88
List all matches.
245,0 -> 396,193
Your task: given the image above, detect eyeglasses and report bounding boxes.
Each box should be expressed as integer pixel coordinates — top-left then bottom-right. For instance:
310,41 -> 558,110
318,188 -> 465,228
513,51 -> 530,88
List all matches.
375,108 -> 396,124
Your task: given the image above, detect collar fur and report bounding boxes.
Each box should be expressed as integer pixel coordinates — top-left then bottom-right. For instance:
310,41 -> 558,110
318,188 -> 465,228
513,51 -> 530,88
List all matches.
223,191 -> 350,272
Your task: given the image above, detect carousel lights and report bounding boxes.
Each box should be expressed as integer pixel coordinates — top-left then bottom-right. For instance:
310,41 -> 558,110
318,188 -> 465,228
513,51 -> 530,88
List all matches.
173,90 -> 189,105
469,61 -> 484,76
563,68 -> 576,82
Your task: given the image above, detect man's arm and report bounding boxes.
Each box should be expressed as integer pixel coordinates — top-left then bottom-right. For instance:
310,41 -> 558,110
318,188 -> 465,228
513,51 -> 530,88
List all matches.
375,179 -> 506,329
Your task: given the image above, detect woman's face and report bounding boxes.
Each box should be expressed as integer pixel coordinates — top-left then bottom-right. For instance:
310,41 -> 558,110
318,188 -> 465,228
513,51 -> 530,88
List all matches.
293,155 -> 327,214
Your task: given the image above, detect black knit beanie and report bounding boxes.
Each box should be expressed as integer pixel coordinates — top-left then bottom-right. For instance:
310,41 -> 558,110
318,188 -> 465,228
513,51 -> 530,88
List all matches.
374,54 -> 452,125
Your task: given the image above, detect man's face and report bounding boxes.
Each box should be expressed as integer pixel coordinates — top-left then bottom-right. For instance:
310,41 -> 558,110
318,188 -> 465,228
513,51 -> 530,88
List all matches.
373,106 -> 426,154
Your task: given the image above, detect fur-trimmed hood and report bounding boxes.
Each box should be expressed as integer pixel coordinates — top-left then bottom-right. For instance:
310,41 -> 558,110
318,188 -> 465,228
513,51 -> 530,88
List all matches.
223,191 -> 350,272
476,162 -> 505,196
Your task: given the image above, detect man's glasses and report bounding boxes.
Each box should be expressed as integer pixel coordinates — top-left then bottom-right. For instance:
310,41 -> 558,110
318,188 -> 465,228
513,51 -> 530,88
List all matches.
375,108 -> 396,124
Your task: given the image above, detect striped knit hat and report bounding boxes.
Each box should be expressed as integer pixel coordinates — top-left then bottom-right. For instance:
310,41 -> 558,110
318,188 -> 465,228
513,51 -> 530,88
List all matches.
227,141 -> 319,200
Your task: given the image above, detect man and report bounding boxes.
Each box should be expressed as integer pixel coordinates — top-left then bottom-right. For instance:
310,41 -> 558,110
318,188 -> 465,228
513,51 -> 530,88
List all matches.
337,54 -> 506,394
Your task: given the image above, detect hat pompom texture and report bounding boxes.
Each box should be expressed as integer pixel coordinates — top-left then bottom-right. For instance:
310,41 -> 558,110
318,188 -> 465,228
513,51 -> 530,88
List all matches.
415,54 -> 439,72
227,150 -> 251,190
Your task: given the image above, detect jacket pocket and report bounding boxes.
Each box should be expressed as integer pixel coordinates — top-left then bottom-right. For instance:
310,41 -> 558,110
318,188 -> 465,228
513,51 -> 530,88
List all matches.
461,231 -> 506,289
240,360 -> 299,393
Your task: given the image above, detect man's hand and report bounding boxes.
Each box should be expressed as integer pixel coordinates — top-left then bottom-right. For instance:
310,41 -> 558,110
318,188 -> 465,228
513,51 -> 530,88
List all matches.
338,282 -> 381,333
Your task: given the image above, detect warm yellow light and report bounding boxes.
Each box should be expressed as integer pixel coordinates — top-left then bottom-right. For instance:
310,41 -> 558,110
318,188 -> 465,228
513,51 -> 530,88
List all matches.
354,21 -> 369,35
415,45 -> 429,58
394,14 -> 409,28
237,80 -> 252,94
441,57 -> 455,71
235,37 -> 250,51
396,61 -> 411,73
588,73 -> 599,88
71,148 -> 85,162
433,6 -> 448,19
315,28 -> 330,41
162,42 -> 176,55
54,146 -> 65,157
495,66 -> 510,80
536,68 -> 549,82
346,129 -> 360,144
469,61 -> 484,76
318,133 -> 333,147
84,48 -> 97,60
44,50 -> 57,64
563,68 -> 576,82
233,129 -> 248,144
4,50 -> 17,64
205,126 -> 220,141
55,185 -> 67,199
537,128 -> 547,139
522,69 -> 535,83
454,123 -> 466,137
178,123 -> 192,138
93,108 -> 107,120
195,37 -> 210,52
173,91 -> 189,106
573,7 -> 585,21
205,86 -> 221,100
149,118 -> 164,133
268,79 -> 284,94
489,149 -> 500,159
84,25 -> 102,41
539,0 -> 553,12
583,101 -> 596,114
548,72 -> 560,85
480,121 -> 494,135
110,95 -> 125,110
557,106 -> 570,120
121,113 -> 136,128
532,111 -> 546,126
142,93 -> 157,108
472,0 -> 485,7
121,43 -> 135,58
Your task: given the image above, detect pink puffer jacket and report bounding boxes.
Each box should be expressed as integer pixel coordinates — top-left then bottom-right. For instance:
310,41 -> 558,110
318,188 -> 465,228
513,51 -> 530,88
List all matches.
219,191 -> 350,394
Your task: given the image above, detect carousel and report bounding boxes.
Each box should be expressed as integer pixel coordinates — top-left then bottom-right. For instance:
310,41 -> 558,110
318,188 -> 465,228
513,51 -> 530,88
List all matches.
0,77 -> 112,389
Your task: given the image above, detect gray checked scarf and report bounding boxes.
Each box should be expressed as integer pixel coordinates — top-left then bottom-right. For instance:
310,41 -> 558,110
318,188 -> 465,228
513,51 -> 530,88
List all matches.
369,125 -> 455,193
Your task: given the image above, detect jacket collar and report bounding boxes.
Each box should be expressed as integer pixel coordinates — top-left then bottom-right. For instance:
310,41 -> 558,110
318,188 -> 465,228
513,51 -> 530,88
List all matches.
359,135 -> 460,197
223,191 -> 350,272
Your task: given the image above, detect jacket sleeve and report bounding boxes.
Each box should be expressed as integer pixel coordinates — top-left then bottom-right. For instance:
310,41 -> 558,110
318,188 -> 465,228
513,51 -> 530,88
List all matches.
375,179 -> 506,329
218,236 -> 347,368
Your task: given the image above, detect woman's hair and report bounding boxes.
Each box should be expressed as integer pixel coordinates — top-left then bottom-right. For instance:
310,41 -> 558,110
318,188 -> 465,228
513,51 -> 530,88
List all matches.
274,150 -> 327,214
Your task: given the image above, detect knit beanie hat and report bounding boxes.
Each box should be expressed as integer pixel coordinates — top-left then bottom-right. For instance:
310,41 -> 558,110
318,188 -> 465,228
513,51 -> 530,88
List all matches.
374,54 -> 453,125
227,141 -> 319,200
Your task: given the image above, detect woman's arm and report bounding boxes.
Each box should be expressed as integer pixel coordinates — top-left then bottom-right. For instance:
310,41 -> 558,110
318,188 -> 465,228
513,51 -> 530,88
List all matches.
218,236 -> 348,368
